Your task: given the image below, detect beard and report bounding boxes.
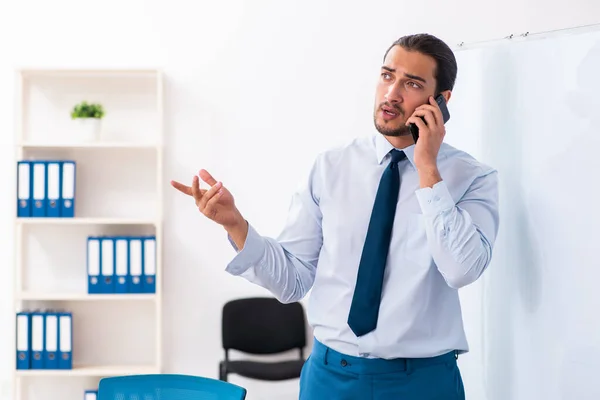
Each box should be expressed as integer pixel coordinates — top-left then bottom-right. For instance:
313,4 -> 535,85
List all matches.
374,119 -> 411,137
373,102 -> 411,137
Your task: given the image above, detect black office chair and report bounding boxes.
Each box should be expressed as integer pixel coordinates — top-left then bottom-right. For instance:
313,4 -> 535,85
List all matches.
219,297 -> 307,382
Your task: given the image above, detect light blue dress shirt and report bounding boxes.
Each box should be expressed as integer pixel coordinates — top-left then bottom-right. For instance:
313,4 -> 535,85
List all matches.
226,133 -> 499,359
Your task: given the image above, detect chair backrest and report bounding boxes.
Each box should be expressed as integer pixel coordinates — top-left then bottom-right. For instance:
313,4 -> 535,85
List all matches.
97,374 -> 247,400
222,297 -> 306,355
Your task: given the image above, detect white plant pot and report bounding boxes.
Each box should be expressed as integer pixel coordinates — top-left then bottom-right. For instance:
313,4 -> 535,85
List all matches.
74,118 -> 101,142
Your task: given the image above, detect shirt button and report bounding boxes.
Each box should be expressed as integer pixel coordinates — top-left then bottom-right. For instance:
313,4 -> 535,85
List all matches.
341,359 -> 348,367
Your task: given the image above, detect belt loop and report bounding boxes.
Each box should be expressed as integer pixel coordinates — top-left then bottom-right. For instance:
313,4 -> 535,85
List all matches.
406,358 -> 413,375
324,347 -> 329,365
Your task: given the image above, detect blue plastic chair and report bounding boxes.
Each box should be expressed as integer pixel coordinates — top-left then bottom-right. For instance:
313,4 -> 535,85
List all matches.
97,374 -> 247,400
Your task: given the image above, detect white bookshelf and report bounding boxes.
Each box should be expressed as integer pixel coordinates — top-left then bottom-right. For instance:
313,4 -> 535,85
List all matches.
15,365 -> 159,378
12,69 -> 164,400
19,143 -> 160,150
17,293 -> 156,302
16,218 -> 159,226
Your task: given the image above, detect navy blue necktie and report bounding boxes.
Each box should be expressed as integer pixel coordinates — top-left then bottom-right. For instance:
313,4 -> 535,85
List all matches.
348,149 -> 406,337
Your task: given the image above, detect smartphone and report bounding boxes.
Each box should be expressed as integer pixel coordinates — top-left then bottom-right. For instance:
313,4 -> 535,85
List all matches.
409,94 -> 450,143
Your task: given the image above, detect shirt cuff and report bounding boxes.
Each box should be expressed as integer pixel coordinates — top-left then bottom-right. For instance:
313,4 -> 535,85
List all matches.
415,180 -> 455,216
225,222 -> 266,275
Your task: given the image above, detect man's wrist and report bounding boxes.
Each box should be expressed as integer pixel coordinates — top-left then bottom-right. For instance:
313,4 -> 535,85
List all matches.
224,213 -> 249,250
417,164 -> 442,188
224,213 -> 246,232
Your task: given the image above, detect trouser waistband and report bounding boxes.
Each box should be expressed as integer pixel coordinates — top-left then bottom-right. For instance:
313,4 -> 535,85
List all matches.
311,338 -> 457,375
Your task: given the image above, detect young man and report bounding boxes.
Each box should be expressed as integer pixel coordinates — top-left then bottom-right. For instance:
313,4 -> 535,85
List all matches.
172,33 -> 499,399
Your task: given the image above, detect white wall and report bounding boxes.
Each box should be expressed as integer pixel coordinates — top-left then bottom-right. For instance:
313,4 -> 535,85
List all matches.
1,1 -> 599,400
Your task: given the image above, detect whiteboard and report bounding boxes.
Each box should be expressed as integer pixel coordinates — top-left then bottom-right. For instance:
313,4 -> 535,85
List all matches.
448,28 -> 600,400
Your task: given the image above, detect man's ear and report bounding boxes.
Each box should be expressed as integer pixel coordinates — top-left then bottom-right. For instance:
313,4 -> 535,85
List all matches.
442,90 -> 452,104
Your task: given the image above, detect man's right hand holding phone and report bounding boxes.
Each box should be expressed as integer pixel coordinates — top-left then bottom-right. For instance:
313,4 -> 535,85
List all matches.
171,169 -> 248,249
406,95 -> 447,189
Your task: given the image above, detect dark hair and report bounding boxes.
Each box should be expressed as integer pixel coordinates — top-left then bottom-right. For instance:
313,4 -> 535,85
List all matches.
383,33 -> 457,95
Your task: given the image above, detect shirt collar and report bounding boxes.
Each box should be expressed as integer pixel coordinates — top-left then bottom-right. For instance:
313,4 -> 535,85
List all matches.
374,133 -> 417,169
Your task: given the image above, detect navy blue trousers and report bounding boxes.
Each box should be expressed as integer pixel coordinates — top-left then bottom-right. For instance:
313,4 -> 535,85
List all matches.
299,339 -> 465,400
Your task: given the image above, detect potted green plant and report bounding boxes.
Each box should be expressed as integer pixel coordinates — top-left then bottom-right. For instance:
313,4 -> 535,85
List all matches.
71,101 -> 105,141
